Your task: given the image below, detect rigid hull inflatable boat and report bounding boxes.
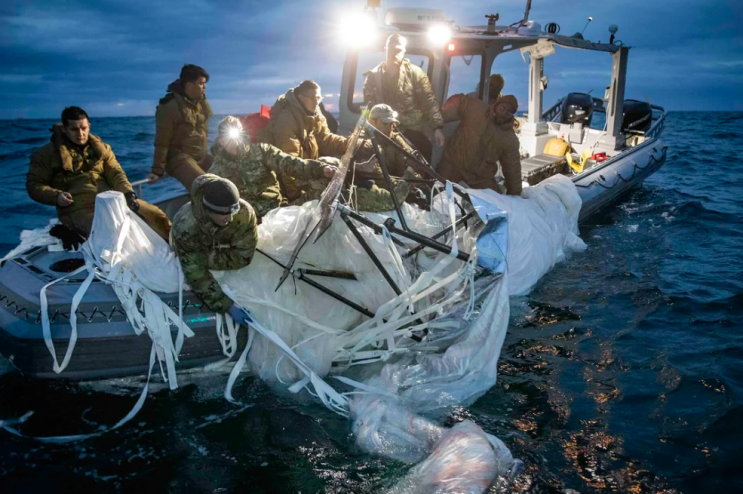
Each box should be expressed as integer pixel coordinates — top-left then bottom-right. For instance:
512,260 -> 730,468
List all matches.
0,4 -> 667,381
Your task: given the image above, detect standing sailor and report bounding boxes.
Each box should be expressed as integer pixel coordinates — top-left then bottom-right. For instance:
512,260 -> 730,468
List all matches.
147,64 -> 213,192
170,174 -> 257,315
26,106 -> 171,245
363,34 -> 445,163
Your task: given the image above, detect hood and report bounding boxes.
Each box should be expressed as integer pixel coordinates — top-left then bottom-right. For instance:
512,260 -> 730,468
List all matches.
159,79 -> 184,106
50,123 -> 107,172
277,88 -> 318,118
167,79 -> 185,96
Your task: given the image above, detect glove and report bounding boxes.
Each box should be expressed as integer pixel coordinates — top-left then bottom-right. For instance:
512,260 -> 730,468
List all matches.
49,224 -> 87,251
318,156 -> 342,167
228,303 -> 254,326
124,191 -> 140,213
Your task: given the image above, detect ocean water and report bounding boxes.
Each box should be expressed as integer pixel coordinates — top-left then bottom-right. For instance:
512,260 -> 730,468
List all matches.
0,112 -> 741,493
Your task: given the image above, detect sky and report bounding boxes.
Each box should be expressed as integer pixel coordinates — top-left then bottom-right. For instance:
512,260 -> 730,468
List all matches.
0,0 -> 741,119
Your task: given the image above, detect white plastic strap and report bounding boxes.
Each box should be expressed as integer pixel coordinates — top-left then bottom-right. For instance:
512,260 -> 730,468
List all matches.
224,326 -> 255,404
0,342 -> 157,443
39,264 -> 89,374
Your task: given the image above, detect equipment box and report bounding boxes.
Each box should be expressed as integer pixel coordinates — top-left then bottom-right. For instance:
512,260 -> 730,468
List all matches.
521,154 -> 566,185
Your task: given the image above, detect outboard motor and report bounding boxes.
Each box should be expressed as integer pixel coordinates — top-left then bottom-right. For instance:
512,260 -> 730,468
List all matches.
560,92 -> 594,126
621,100 -> 652,134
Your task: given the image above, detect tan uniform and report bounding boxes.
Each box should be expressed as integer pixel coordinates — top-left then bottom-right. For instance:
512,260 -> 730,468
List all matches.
265,88 -> 349,200
437,94 -> 522,195
152,80 -> 214,191
27,127 -> 171,239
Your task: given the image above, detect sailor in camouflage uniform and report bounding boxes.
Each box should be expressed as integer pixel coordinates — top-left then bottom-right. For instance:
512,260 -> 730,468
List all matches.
363,34 -> 445,162
170,174 -> 257,313
208,116 -> 335,219
210,117 -> 411,214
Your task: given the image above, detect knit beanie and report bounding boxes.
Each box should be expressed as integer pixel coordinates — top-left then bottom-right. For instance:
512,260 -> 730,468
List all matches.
202,178 -> 240,214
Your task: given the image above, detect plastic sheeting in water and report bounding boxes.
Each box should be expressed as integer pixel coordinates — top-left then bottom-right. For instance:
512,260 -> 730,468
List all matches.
1,176 -> 585,491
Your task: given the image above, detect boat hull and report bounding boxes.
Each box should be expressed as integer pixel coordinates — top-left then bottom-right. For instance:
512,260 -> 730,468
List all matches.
575,138 -> 667,221
0,250 -> 234,380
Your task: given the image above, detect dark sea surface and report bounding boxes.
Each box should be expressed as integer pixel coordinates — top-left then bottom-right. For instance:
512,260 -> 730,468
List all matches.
0,112 -> 741,493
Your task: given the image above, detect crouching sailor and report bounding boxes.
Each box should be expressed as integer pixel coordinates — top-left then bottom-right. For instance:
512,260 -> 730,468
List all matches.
208,116 -> 336,220
26,106 -> 171,247
170,174 -> 257,316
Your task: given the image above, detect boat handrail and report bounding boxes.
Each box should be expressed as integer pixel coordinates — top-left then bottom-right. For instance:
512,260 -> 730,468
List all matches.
644,105 -> 667,141
541,98 -> 564,122
129,177 -> 170,199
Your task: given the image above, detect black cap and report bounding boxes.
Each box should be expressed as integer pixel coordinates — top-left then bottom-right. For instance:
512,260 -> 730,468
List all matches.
202,179 -> 240,214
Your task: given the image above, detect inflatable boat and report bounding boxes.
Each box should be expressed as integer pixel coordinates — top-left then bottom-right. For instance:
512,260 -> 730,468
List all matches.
0,4 -> 667,382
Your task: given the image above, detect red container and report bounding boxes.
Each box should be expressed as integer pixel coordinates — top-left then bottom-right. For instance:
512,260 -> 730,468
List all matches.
591,152 -> 608,163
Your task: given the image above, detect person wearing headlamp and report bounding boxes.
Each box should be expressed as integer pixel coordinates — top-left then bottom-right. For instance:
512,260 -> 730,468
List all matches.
209,116 -> 336,219
363,34 -> 445,163
170,174 -> 258,314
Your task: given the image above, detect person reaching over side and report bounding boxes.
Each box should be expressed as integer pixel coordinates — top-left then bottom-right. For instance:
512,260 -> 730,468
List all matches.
170,174 -> 257,314
437,94 -> 522,195
208,116 -> 335,220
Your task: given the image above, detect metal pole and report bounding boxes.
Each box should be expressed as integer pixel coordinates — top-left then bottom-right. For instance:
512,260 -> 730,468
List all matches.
340,212 -> 402,296
256,249 -> 376,319
402,209 -> 478,259
383,218 -> 471,262
371,134 -> 409,231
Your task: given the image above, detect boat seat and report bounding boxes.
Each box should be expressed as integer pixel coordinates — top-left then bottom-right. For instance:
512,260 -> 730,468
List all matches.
521,154 -> 567,185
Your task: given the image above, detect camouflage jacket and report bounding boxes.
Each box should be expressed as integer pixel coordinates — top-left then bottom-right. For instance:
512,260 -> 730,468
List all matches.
27,126 -> 134,216
152,80 -> 213,176
363,59 -> 444,133
171,174 -> 258,313
437,94 -> 522,195
208,141 -> 327,219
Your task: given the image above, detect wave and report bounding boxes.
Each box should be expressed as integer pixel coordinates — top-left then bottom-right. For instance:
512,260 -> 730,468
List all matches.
712,132 -> 743,140
13,136 -> 47,145
132,132 -> 154,142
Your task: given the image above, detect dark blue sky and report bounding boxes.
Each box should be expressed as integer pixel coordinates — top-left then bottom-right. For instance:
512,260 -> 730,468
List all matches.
1,0 -> 741,119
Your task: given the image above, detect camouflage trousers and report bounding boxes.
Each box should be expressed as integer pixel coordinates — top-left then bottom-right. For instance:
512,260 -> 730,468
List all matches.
291,177 -> 410,213
60,199 -> 172,241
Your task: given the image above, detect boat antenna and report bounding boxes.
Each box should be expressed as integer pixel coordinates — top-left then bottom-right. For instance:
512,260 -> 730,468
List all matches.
520,0 -> 532,27
580,16 -> 593,36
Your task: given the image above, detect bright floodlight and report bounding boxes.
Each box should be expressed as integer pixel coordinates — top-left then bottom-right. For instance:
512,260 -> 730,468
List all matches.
228,127 -> 241,140
427,24 -> 451,45
339,11 -> 378,48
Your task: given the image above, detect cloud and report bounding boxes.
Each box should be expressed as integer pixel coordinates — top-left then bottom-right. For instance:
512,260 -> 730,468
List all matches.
0,0 -> 741,118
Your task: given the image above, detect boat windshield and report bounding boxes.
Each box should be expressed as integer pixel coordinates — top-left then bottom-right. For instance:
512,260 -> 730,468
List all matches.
447,53 -> 484,99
